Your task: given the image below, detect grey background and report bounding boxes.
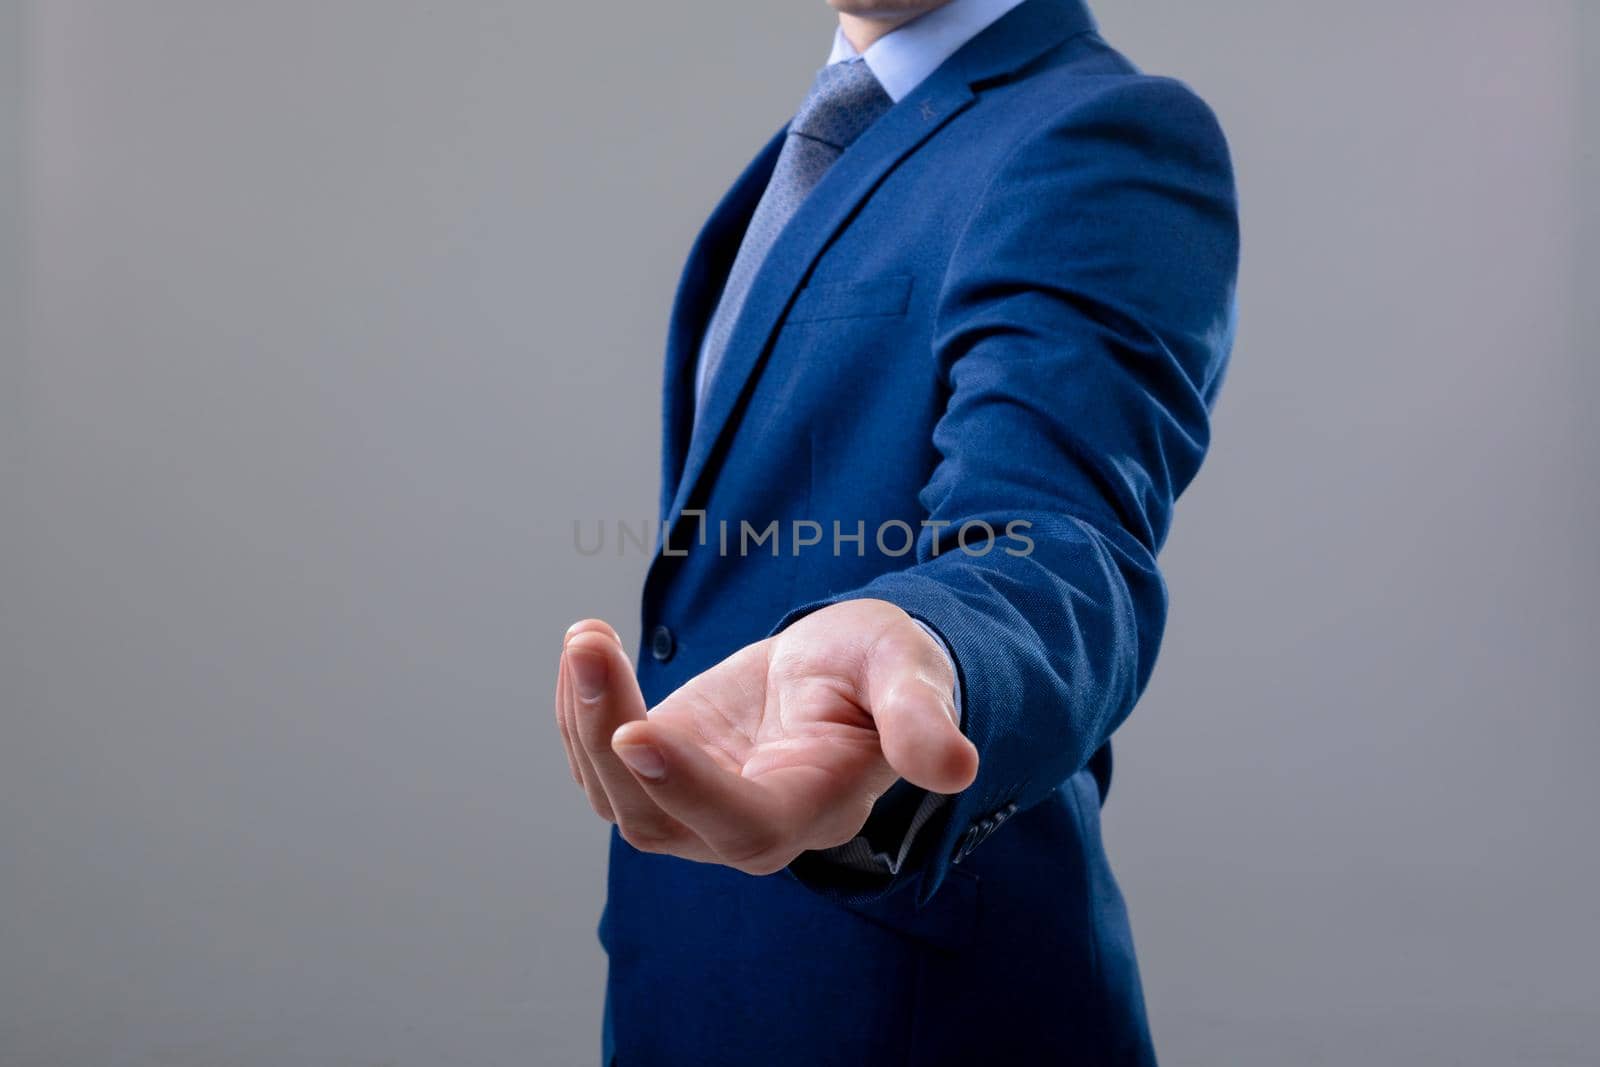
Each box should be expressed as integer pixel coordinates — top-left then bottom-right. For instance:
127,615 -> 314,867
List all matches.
1,1 -> 1595,1064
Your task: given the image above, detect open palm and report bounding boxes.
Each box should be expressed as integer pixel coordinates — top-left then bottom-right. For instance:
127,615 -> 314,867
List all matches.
555,599 -> 978,875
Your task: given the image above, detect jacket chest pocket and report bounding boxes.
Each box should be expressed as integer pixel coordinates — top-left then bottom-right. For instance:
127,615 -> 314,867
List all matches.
783,274 -> 913,325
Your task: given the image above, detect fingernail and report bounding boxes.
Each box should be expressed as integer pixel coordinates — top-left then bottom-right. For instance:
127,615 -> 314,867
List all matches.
568,650 -> 607,702
615,742 -> 666,781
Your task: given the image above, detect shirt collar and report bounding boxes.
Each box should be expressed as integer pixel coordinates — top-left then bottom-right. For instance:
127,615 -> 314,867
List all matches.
826,0 -> 1029,103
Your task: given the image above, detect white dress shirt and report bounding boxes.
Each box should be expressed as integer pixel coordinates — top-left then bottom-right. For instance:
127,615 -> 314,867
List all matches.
826,0 -> 1028,102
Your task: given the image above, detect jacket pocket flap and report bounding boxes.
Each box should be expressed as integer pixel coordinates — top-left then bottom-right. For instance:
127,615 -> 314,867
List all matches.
785,275 -> 913,324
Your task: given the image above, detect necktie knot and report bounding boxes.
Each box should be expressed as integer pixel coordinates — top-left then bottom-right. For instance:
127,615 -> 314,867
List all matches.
790,59 -> 894,151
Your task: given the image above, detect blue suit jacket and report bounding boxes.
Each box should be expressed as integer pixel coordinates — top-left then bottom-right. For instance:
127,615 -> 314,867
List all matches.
601,1 -> 1238,1063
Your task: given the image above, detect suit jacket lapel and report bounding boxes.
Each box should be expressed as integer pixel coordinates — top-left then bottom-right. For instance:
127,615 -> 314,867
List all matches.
662,0 -> 1099,533
658,128 -> 787,522
664,76 -> 977,529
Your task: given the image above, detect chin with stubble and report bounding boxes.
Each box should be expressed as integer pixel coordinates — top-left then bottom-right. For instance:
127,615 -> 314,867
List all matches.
827,0 -> 953,18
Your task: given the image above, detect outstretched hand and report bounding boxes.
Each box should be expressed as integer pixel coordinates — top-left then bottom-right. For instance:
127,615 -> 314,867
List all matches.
554,599 -> 978,875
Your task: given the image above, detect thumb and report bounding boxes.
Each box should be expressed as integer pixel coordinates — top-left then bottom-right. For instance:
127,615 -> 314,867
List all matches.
862,620 -> 979,795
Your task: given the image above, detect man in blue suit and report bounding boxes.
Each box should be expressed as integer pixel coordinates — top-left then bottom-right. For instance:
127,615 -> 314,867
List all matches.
553,0 -> 1238,1061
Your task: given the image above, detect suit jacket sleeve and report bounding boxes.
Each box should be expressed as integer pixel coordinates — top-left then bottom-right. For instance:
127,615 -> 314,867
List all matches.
775,76 -> 1240,905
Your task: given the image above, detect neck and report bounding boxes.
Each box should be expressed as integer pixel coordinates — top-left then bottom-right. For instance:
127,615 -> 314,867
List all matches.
837,12 -> 922,52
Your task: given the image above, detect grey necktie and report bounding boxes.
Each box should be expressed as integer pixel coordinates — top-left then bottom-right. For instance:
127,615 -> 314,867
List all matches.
694,58 -> 894,413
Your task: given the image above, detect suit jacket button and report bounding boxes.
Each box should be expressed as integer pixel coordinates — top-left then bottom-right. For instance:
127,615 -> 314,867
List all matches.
650,624 -> 676,663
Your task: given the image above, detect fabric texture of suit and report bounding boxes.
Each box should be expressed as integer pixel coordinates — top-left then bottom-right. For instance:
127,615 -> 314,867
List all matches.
601,1 -> 1239,1063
